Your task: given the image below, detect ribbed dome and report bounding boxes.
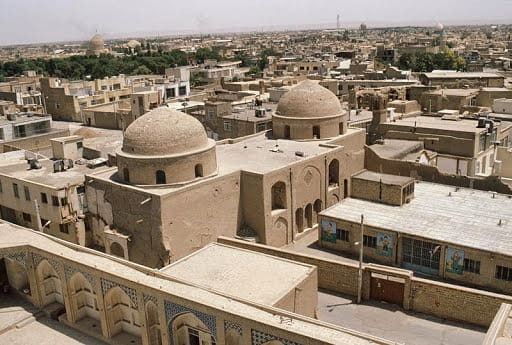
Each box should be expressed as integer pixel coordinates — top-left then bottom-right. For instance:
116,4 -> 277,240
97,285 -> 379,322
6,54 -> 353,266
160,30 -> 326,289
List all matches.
90,34 -> 105,51
275,80 -> 343,118
122,107 -> 209,156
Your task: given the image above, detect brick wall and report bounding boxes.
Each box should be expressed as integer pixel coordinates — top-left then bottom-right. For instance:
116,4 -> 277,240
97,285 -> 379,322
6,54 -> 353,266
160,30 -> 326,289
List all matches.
219,236 -> 512,327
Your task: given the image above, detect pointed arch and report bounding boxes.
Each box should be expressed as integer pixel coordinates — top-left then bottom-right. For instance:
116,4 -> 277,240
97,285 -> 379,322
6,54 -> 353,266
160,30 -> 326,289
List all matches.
36,260 -> 63,306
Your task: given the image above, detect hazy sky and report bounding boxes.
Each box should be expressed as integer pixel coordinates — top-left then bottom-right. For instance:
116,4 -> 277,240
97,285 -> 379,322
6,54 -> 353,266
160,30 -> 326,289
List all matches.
1,0 -> 511,45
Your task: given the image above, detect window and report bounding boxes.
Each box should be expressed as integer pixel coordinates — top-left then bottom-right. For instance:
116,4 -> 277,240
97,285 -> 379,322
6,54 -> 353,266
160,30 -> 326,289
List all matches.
22,213 -> 31,222
256,123 -> 267,132
40,192 -> 48,204
60,197 -> 67,206
55,103 -> 60,109
223,121 -> 232,131
479,132 -> 487,152
59,223 -> 69,234
271,182 -> 286,210
207,109 -> 215,120
178,86 -> 187,96
188,328 -> 200,345
156,170 -> 166,184
336,228 -> 349,242
464,258 -> 481,274
52,196 -> 59,206
13,183 -> 19,198
363,235 -> 377,248
24,186 -> 30,201
194,164 -> 203,178
496,265 -> 512,282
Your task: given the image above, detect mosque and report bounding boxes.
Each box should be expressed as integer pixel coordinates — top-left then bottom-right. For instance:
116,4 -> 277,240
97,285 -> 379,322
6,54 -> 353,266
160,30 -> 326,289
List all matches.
87,34 -> 110,56
85,80 -> 366,267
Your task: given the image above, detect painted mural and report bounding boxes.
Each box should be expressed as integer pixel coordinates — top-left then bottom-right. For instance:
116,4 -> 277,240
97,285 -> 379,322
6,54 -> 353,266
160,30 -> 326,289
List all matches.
321,220 -> 336,243
445,248 -> 464,275
376,233 -> 393,257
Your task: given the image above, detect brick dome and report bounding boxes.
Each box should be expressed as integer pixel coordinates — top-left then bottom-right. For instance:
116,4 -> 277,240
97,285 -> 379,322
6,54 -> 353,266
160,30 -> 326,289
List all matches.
122,107 -> 210,157
275,80 -> 343,119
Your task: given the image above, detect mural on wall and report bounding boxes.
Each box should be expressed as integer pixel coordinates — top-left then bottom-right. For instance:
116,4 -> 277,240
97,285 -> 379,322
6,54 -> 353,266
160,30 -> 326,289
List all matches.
445,248 -> 464,275
321,220 -> 336,243
376,233 -> 393,257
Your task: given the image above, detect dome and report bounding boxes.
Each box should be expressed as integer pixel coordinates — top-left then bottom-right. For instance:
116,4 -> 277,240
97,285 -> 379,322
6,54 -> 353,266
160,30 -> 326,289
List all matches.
89,34 -> 105,51
435,23 -> 444,31
275,80 -> 343,119
122,107 -> 210,156
126,40 -> 141,49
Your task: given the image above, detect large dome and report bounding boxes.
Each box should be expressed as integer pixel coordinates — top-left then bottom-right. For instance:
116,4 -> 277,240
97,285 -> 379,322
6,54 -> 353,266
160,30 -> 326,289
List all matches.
122,107 -> 209,156
89,34 -> 105,51
276,80 -> 343,118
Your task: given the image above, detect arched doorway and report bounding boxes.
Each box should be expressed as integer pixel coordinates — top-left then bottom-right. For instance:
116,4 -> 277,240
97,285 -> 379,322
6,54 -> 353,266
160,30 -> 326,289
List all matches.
271,182 -> 287,210
284,125 -> 291,139
123,168 -> 130,182
2,257 -> 30,296
36,260 -> 64,306
313,126 -> 320,138
313,199 -> 322,224
328,159 -> 339,187
110,242 -> 125,259
225,329 -> 242,345
104,286 -> 141,338
69,272 -> 99,324
170,312 -> 215,345
295,208 -> 304,233
305,204 -> 313,228
145,301 -> 162,345
156,170 -> 166,184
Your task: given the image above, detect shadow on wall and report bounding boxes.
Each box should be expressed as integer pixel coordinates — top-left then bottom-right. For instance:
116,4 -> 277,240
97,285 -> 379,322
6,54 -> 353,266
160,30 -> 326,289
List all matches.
364,146 -> 512,195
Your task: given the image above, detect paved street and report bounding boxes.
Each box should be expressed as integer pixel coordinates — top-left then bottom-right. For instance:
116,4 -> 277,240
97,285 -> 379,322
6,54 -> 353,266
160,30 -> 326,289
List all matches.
318,290 -> 486,345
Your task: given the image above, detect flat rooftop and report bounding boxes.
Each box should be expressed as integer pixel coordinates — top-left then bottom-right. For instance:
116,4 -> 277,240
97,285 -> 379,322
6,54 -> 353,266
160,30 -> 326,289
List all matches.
352,170 -> 414,186
216,130 -> 353,174
382,116 -> 486,133
321,182 -> 512,257
0,114 -> 51,127
423,72 -> 504,79
369,139 -> 424,160
223,103 -> 277,122
0,157 -> 108,188
159,243 -> 315,305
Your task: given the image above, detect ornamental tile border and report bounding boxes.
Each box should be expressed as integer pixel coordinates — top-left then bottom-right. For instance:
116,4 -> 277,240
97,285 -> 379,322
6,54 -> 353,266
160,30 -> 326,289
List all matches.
100,278 -> 138,308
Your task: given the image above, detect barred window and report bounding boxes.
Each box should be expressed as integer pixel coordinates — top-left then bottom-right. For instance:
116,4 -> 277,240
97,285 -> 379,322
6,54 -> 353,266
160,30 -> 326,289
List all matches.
363,235 -> 376,248
336,228 -> 349,242
496,265 -> 512,282
464,258 -> 481,274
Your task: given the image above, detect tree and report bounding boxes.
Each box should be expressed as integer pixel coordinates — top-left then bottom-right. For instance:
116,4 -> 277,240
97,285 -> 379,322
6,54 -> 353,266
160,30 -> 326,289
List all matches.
132,65 -> 152,75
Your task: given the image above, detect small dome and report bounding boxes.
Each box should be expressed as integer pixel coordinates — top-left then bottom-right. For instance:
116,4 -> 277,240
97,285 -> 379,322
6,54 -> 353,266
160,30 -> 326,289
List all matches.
276,80 -> 343,118
122,107 -> 209,156
126,40 -> 141,49
90,34 -> 105,51
435,23 -> 444,31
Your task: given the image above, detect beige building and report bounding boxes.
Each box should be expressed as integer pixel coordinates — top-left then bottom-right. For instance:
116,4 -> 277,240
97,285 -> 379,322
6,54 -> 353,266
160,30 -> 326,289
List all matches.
319,177 -> 512,295
419,72 -> 505,88
85,80 -> 365,268
377,116 -> 512,176
41,76 -> 132,122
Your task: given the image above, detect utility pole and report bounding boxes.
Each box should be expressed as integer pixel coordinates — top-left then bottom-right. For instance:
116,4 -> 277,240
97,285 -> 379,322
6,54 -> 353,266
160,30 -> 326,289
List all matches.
34,199 -> 42,231
357,214 -> 364,304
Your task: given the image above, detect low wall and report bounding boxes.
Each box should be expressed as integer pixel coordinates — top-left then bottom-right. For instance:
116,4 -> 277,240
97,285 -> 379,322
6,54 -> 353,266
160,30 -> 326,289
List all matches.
1,129 -> 70,153
219,237 -> 512,328
365,146 -> 512,194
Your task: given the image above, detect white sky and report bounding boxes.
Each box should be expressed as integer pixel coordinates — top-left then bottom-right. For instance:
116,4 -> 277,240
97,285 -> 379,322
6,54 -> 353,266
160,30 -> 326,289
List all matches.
0,0 -> 511,45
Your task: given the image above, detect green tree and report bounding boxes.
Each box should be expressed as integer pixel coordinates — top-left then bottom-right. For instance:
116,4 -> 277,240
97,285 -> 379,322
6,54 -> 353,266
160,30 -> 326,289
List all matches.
132,65 -> 152,75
